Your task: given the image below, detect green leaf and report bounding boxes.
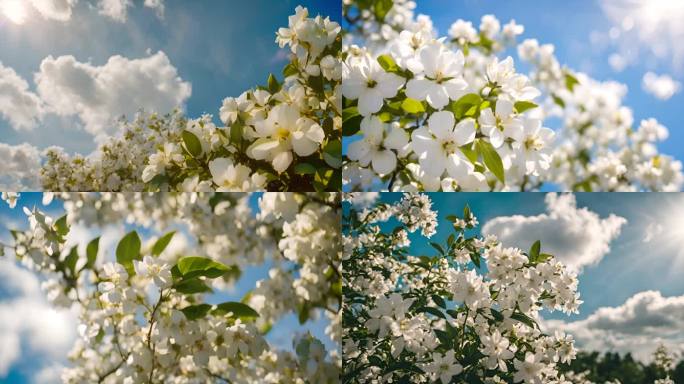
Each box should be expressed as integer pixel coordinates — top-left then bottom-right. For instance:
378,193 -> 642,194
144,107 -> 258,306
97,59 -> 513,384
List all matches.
490,308 -> 504,322
294,163 -> 317,175
418,306 -> 446,319
342,114 -> 362,136
470,252 -> 481,269
177,256 -> 232,279
551,93 -> 566,108
529,240 -> 541,260
459,143 -> 478,164
181,304 -> 212,320
116,231 -> 141,275
511,312 -> 537,329
430,242 -> 445,255
377,54 -> 398,73
181,130 -> 203,157
212,301 -> 259,321
152,231 -> 176,257
64,247 -> 79,275
448,93 -> 482,119
476,139 -> 505,183
565,73 -> 580,92
282,62 -> 298,77
230,121 -> 244,145
267,73 -> 280,93
463,204 -> 471,219
323,140 -> 342,169
445,215 -> 458,222
374,0 -> 394,21
514,101 -> 538,114
401,98 -> 425,114
85,237 -> 99,270
342,106 -> 359,123
174,278 -> 212,294
55,215 -> 69,237
432,295 -> 446,309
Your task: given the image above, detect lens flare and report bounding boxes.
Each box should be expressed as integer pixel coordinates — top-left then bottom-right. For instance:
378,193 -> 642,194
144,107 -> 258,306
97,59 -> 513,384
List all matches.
1,0 -> 28,25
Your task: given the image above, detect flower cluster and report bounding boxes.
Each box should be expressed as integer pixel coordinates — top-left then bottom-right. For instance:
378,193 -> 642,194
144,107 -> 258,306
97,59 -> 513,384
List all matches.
343,193 -> 582,383
39,6 -> 342,192
342,1 -> 683,191
2,192 -> 340,383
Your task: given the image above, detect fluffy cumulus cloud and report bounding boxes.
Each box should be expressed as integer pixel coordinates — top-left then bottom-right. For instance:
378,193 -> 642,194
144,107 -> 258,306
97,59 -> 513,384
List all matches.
642,72 -> 681,100
98,0 -> 164,22
482,193 -> 627,272
600,0 -> 684,70
35,51 -> 191,137
543,290 -> 684,361
0,142 -> 42,190
0,62 -> 44,130
0,259 -> 77,378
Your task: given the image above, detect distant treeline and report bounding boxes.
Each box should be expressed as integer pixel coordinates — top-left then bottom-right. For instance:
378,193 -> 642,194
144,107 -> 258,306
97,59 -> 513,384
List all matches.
559,351 -> 683,383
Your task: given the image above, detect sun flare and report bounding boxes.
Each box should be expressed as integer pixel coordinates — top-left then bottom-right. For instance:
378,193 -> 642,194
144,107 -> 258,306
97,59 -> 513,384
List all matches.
1,0 -> 28,25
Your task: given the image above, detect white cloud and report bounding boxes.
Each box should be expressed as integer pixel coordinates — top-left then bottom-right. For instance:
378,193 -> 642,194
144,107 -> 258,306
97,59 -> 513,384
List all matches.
0,61 -> 44,130
33,363 -> 64,384
608,53 -> 627,72
0,259 -> 77,378
600,0 -> 684,71
482,193 -> 626,272
98,0 -> 164,22
642,72 -> 681,100
0,142 -> 42,190
35,51 -> 191,138
543,290 -> 684,361
30,0 -> 77,21
643,222 -> 664,243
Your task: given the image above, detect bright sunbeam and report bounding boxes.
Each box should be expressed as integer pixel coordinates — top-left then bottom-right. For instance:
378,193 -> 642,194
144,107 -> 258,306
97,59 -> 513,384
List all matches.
1,0 -> 28,24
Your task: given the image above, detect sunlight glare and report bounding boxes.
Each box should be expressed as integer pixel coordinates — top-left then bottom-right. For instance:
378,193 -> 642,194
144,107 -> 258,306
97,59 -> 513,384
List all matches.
1,0 -> 28,25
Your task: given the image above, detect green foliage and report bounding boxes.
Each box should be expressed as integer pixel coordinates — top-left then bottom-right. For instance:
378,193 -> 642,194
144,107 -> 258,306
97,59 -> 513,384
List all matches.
181,304 -> 212,320
85,237 -> 99,270
448,93 -> 482,120
514,100 -> 538,114
151,231 -> 176,257
181,130 -> 203,157
212,301 -> 259,321
476,139 -> 505,183
176,256 -> 233,279
377,54 -> 399,73
116,231 -> 141,275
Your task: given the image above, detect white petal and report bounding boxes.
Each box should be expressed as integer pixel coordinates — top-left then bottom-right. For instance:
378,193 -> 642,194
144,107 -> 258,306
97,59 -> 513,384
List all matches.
428,111 -> 455,140
426,85 -> 449,109
453,118 -> 476,145
271,151 -> 293,173
405,78 -> 432,101
358,88 -> 384,116
371,150 -> 397,175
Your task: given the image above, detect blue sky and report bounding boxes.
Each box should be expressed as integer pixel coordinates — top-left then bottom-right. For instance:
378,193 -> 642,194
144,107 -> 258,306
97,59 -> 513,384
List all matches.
0,193 -> 335,382
0,0 -> 340,154
352,192 -> 684,359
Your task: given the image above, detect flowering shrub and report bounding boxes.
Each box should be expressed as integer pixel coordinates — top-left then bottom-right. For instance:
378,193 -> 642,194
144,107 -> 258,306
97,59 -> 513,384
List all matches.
342,193 -> 582,383
0,192 -> 340,383
341,0 -> 683,191
40,6 -> 342,192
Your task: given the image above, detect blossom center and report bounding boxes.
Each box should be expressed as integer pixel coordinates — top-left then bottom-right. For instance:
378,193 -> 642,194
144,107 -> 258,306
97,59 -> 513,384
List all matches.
442,140 -> 459,155
276,127 -> 291,140
524,136 -> 543,151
